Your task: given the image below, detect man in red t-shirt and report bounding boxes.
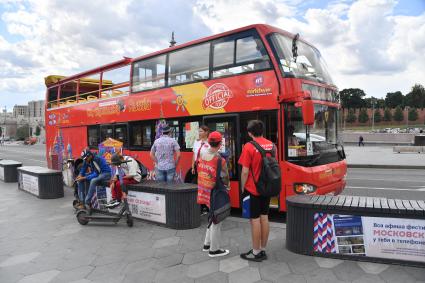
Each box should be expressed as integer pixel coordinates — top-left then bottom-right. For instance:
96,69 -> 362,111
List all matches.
238,120 -> 274,262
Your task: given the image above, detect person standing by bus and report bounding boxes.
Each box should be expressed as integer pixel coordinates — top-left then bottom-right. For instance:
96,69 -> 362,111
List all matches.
150,124 -> 181,182
238,120 -> 274,262
191,125 -> 210,181
197,131 -> 230,257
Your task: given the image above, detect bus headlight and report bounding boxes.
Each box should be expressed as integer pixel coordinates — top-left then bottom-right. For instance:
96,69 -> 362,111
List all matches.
294,183 -> 317,194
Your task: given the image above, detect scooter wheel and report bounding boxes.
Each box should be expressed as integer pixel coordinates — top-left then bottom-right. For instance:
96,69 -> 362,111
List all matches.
77,210 -> 89,225
126,215 -> 134,227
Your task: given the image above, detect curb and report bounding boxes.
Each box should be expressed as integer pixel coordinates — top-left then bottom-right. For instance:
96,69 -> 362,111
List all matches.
348,164 -> 425,170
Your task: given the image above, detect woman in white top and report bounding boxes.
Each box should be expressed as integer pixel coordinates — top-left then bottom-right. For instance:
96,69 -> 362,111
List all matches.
192,125 -> 210,175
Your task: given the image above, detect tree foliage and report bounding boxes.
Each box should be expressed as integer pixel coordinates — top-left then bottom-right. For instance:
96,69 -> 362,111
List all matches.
373,109 -> 382,123
383,108 -> 392,122
404,84 -> 425,108
345,109 -> 356,123
408,108 -> 418,121
16,125 -> 29,140
393,106 -> 404,122
385,91 -> 403,108
339,88 -> 367,109
358,109 -> 369,123
35,126 -> 41,136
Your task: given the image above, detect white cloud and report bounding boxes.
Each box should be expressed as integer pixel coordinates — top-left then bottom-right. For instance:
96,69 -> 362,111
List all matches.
0,0 -> 424,110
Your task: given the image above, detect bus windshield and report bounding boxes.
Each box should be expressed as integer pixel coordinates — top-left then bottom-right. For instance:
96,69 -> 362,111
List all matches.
286,104 -> 344,167
270,33 -> 333,85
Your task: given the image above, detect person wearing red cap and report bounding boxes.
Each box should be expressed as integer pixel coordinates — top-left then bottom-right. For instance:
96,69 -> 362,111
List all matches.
197,131 -> 230,257
238,120 -> 275,262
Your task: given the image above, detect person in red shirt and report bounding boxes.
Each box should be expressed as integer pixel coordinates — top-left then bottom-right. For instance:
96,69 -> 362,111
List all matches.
238,120 -> 275,262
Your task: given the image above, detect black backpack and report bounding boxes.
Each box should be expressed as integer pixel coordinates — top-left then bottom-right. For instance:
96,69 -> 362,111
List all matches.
249,141 -> 281,197
133,158 -> 148,179
208,157 -> 231,227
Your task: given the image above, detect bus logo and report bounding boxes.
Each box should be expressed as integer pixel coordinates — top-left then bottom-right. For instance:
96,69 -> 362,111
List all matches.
254,75 -> 264,87
202,83 -> 233,110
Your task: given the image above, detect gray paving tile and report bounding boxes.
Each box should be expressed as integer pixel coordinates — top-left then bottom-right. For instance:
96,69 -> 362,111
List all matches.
219,255 -> 249,273
123,268 -> 157,283
187,259 -> 219,278
123,258 -> 158,275
152,236 -> 180,249
194,271 -> 228,283
288,256 -> 320,274
154,245 -> 181,259
303,268 -> 342,283
154,264 -> 194,283
332,261 -> 365,281
228,267 -> 261,283
86,262 -> 127,281
379,266 -> 419,283
402,266 -> 425,281
155,253 -> 184,269
352,274 -> 386,283
274,273 -> 307,283
50,266 -> 94,283
0,252 -> 41,267
17,269 -> 60,283
314,257 -> 344,268
182,250 -> 210,265
0,268 -> 25,283
357,261 -> 389,274
259,262 -> 291,282
69,279 -> 92,283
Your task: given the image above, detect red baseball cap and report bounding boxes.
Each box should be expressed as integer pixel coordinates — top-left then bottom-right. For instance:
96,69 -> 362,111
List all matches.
208,131 -> 222,143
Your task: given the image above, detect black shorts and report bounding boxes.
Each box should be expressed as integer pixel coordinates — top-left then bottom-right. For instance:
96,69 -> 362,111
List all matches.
248,192 -> 270,219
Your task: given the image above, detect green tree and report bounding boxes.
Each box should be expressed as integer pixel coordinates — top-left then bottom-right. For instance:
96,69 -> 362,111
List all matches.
383,108 -> 392,122
408,108 -> 418,121
385,91 -> 403,108
339,88 -> 367,109
345,109 -> 356,123
374,109 -> 382,123
358,108 -> 369,123
393,106 -> 404,122
405,84 -> 425,108
35,126 -> 41,136
16,125 -> 29,140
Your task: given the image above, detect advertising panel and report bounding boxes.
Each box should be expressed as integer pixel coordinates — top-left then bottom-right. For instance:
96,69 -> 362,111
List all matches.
21,173 -> 39,196
0,167 -> 4,180
127,191 -> 166,223
313,213 -> 425,262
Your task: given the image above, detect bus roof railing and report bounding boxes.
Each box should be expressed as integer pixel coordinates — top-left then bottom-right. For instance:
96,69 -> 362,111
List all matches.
45,57 -> 132,88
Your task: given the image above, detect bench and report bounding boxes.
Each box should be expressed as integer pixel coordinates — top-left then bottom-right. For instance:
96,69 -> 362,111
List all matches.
393,146 -> 424,153
128,181 -> 200,229
286,195 -> 425,267
17,166 -> 64,199
0,160 -> 22,182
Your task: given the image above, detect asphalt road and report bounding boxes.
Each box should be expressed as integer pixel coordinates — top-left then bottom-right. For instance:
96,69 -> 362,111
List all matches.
1,143 -> 424,201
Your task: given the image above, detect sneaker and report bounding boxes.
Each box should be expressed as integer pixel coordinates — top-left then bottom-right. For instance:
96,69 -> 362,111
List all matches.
77,203 -> 86,210
202,245 -> 210,252
106,199 -> 120,208
240,250 -> 265,262
209,249 -> 229,257
260,250 -> 267,260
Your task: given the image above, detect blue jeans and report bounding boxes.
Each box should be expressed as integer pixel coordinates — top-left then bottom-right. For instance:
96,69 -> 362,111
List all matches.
77,181 -> 88,203
79,173 -> 111,206
155,168 -> 176,182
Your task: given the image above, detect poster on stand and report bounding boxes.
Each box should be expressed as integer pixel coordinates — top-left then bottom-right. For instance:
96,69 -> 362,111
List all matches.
127,191 -> 166,223
21,174 -> 39,196
313,213 -> 425,262
0,167 -> 4,180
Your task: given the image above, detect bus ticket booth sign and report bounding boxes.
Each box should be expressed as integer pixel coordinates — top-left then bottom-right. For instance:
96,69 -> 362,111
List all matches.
313,213 -> 425,263
127,191 -> 166,224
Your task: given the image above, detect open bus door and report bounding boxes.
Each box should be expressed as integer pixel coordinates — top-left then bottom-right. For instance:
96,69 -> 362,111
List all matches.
203,114 -> 241,208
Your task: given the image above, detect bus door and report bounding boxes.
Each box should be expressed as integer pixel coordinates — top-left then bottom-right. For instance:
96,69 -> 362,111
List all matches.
203,115 -> 241,208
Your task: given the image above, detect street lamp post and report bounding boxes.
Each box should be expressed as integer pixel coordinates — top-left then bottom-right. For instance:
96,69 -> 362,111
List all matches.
371,97 -> 375,132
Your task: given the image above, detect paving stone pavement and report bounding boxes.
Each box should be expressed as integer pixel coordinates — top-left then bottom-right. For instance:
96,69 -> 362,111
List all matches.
0,181 -> 425,283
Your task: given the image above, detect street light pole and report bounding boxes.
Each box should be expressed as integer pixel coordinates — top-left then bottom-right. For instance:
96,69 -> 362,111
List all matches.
371,97 -> 375,132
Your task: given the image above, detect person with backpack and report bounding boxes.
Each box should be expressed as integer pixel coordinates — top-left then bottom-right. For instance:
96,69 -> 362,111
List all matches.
238,120 -> 281,262
106,153 -> 142,208
197,131 -> 230,258
75,149 -> 112,209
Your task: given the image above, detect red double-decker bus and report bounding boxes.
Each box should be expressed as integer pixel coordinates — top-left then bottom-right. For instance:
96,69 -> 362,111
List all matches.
45,24 -> 346,211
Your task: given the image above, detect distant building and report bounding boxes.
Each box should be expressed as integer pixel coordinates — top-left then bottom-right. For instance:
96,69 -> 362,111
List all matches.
28,100 -> 45,119
13,105 -> 28,117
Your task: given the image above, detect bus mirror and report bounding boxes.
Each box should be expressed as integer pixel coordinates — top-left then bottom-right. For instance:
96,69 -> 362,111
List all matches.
302,99 -> 314,125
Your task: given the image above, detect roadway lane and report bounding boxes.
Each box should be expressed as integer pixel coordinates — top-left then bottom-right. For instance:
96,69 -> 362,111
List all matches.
345,168 -> 425,200
0,143 -> 47,166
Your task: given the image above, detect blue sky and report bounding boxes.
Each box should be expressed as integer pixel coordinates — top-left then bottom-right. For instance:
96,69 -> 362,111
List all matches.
0,0 -> 424,110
